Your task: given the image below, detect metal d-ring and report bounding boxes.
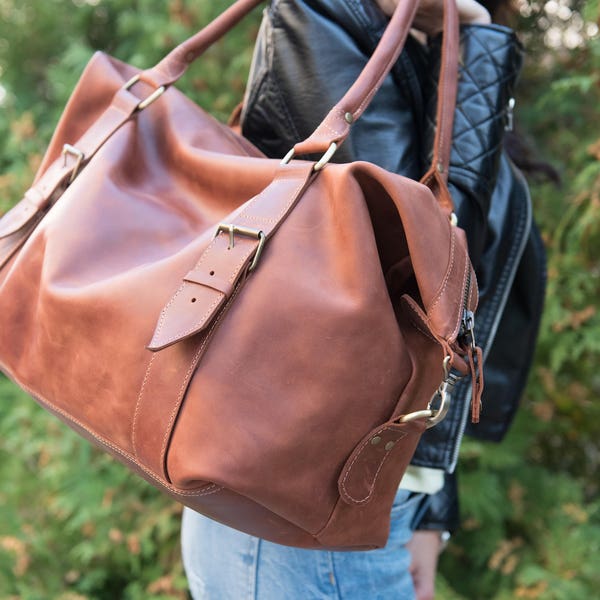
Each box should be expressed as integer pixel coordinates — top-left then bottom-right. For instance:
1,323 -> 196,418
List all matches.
123,74 -> 166,111
62,144 -> 85,183
280,142 -> 338,171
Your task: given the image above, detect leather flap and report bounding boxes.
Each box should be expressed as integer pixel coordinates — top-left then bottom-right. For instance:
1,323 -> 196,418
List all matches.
338,419 -> 425,506
146,232 -> 258,351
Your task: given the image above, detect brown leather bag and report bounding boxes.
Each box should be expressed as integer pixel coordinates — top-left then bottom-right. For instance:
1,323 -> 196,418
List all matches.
0,0 -> 482,549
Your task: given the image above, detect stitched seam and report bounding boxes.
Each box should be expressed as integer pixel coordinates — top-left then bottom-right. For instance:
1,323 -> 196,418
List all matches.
1,362 -> 221,498
159,343 -> 206,470
132,351 -> 157,459
151,281 -> 188,343
320,108 -> 346,137
158,287 -> 241,470
404,302 -> 439,343
356,84 -> 379,117
429,225 -> 456,311
228,252 -> 252,284
242,173 -> 310,235
340,428 -> 407,504
242,214 -> 277,224
161,292 -> 222,344
437,50 -> 449,169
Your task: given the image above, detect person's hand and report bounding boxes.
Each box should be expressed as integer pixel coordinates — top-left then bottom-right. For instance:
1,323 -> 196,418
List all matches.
375,0 -> 491,36
406,530 -> 443,600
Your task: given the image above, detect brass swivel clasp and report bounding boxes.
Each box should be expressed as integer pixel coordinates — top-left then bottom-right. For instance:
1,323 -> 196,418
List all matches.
399,356 -> 461,428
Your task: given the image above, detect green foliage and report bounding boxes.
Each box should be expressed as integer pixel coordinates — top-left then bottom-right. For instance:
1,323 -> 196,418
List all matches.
436,8 -> 600,599
0,376 -> 188,599
1,1 -> 599,599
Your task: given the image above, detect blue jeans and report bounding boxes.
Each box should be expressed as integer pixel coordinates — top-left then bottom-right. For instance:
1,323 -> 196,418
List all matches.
181,489 -> 425,599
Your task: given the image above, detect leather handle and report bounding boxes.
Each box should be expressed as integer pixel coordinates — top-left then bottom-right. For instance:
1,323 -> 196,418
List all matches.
140,0 -> 264,89
139,0 -> 458,204
293,0 -> 459,197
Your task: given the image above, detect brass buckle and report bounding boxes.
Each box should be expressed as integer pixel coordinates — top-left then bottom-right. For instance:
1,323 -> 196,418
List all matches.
62,144 -> 85,183
214,223 -> 266,272
281,142 -> 338,172
123,74 -> 166,110
398,356 -> 460,428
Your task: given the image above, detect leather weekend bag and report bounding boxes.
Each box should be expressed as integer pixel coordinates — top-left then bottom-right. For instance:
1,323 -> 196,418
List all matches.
0,0 -> 482,549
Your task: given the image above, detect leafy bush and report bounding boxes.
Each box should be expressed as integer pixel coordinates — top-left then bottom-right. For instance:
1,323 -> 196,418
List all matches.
437,7 -> 600,598
1,1 -> 599,598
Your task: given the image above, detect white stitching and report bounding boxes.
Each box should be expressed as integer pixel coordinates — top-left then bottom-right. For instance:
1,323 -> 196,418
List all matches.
429,224 -> 456,311
1,362 -> 222,498
340,427 -> 407,504
159,343 -> 206,469
132,351 -> 157,459
157,286 -> 240,469
403,301 -> 439,343
150,281 -> 188,345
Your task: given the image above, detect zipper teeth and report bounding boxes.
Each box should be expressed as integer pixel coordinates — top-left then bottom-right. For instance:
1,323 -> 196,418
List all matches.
462,268 -> 472,315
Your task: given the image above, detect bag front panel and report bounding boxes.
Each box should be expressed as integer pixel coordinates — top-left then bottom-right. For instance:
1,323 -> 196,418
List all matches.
0,67 -> 276,457
165,166 -> 449,539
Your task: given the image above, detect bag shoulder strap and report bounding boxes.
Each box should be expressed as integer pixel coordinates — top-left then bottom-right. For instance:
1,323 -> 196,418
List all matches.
140,0 -> 459,210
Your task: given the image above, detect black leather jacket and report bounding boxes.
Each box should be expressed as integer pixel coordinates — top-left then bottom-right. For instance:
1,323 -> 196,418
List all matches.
240,0 -> 546,531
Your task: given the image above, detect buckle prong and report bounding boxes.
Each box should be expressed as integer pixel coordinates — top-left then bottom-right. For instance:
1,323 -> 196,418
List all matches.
214,223 -> 266,272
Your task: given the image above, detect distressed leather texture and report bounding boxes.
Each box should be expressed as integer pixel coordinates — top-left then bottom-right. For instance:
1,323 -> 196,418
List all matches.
240,0 -> 545,459
239,0 -> 546,531
0,0 -> 481,549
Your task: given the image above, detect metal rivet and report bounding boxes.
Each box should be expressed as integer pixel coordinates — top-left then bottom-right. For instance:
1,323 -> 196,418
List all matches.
437,162 -> 445,173
385,441 -> 395,451
344,112 -> 354,124
370,436 -> 382,446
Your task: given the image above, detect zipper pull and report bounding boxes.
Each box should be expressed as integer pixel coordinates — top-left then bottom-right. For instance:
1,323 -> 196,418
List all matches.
461,310 -> 476,348
461,310 -> 484,423
468,344 -> 484,423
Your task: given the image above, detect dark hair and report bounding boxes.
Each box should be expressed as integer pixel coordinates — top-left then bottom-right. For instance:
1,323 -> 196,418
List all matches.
505,130 -> 561,184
